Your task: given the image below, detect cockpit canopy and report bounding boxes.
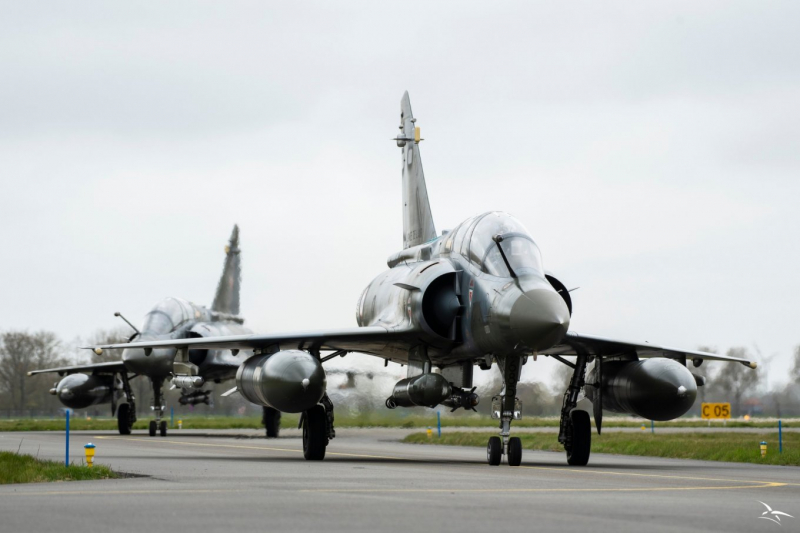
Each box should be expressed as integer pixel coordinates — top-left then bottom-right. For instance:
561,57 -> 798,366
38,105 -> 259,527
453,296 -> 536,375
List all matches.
141,297 -> 204,335
445,211 -> 544,278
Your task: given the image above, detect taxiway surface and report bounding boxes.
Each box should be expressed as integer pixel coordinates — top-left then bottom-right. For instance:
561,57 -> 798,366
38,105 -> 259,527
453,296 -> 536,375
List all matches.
1,429 -> 797,532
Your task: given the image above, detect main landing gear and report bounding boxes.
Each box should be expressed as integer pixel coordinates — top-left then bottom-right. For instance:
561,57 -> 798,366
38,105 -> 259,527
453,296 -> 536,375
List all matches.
301,394 -> 335,460
117,372 -> 136,435
262,406 -> 281,438
487,355 -> 524,466
557,351 -> 591,466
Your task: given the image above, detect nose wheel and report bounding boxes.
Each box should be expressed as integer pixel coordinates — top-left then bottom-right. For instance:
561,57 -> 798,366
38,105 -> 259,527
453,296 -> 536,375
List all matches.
487,436 -> 501,466
486,355 -> 525,466
507,436 -> 522,466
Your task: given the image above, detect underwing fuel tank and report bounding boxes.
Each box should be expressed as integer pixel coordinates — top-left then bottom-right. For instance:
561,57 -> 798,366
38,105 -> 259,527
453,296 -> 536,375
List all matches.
585,359 -> 697,421
52,374 -> 113,409
235,350 -> 326,413
385,373 -> 452,408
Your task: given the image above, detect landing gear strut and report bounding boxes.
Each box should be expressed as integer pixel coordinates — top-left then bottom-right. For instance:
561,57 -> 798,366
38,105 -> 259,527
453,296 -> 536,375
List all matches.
262,407 -> 281,438
117,372 -> 136,435
301,393 -> 335,460
558,351 -> 591,466
149,377 -> 166,437
487,355 -> 523,466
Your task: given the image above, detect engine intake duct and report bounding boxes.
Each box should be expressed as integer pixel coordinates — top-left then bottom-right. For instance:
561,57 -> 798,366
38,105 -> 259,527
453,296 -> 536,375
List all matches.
421,272 -> 462,339
236,350 -> 326,413
585,359 -> 697,421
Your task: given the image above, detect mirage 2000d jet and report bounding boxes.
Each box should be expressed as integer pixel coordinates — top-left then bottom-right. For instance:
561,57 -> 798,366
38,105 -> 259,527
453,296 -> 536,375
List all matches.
30,226 -> 282,438
89,93 -> 757,466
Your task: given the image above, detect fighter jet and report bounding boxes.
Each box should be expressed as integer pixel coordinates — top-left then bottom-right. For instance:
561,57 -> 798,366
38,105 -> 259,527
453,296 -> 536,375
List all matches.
89,93 -> 757,466
30,226 -> 282,438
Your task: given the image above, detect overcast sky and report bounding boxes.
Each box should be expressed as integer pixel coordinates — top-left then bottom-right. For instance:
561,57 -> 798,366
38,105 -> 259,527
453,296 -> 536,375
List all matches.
1,1 -> 798,389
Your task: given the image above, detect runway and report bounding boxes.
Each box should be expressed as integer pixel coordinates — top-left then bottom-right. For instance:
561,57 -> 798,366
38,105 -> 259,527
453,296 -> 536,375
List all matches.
1,429 -> 798,533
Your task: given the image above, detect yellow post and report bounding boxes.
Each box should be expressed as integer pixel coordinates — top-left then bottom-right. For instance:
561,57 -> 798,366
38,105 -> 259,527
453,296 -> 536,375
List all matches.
760,441 -> 767,458
426,427 -> 432,439
178,419 -> 182,430
84,443 -> 96,468
641,425 -> 646,431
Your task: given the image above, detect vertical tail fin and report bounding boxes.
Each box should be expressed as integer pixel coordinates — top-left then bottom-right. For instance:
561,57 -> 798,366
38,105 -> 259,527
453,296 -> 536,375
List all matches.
398,91 -> 436,249
211,225 -> 241,315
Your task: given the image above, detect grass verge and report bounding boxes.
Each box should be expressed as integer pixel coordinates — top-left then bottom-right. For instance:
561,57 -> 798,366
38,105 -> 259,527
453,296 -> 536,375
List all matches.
403,431 -> 800,466
0,451 -> 118,484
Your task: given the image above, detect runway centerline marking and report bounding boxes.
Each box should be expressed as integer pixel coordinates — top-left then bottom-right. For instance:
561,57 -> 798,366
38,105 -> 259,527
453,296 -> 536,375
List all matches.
301,481 -> 787,493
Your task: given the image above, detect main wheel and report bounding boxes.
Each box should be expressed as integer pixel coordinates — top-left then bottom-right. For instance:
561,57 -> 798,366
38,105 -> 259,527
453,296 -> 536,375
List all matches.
117,403 -> 132,435
507,436 -> 522,466
566,410 -> 591,466
302,405 -> 327,460
487,436 -> 502,466
263,407 -> 281,438
149,420 -> 157,437
159,420 -> 167,437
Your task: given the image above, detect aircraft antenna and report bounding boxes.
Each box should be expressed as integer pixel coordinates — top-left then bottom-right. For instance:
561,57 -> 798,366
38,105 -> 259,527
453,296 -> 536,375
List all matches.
114,312 -> 140,335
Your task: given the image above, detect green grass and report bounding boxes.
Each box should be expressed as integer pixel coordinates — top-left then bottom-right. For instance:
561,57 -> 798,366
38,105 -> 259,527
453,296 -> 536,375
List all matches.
403,431 -> 800,466
0,451 -> 118,484
0,414 -> 793,432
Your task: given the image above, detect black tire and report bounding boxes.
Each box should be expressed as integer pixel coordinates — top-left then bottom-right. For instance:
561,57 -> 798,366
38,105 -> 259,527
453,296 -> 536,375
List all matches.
117,403 -> 132,435
487,436 -> 502,466
566,410 -> 591,466
302,405 -> 327,460
159,420 -> 167,437
263,407 -> 281,438
507,436 -> 522,466
149,420 -> 157,437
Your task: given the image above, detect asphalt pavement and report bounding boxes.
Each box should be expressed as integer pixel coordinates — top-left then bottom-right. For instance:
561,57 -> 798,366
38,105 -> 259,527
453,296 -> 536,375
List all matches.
1,428 -> 798,533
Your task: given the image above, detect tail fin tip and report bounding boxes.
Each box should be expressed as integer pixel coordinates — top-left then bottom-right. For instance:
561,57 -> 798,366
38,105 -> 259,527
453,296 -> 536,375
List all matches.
212,224 -> 242,315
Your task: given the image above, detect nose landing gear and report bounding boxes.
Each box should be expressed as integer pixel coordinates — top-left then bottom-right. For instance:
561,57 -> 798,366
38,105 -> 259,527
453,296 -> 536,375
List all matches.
487,355 -> 524,466
148,378 -> 167,437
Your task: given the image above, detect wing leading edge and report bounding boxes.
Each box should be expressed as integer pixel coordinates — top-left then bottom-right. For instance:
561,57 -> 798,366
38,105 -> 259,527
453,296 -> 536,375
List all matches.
540,331 -> 757,368
27,361 -> 127,377
83,327 -> 756,369
86,326 -> 415,357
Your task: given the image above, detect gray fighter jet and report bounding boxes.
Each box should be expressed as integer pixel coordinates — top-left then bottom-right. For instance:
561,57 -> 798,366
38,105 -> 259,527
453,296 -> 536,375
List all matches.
89,93 -> 757,466
30,226 -> 282,438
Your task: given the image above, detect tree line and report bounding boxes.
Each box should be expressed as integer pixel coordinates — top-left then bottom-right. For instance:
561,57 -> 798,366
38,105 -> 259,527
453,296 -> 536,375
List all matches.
1,328 -> 799,418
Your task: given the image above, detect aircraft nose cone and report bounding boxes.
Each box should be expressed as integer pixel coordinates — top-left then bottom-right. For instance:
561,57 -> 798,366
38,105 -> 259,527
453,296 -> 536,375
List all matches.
510,289 -> 570,351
